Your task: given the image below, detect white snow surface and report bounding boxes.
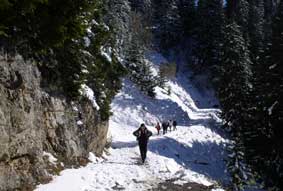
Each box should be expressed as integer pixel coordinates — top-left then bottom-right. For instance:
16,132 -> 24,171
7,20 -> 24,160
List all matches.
36,52 -> 231,191
79,84 -> 100,110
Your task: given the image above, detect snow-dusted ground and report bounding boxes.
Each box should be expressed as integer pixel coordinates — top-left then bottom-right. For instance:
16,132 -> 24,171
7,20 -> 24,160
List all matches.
35,52 -> 230,191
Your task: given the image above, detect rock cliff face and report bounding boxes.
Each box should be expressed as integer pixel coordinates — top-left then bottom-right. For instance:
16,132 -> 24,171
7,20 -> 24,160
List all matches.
0,54 -> 108,191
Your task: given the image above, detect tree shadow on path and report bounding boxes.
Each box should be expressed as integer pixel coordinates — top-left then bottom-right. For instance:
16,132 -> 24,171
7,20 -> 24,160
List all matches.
111,136 -> 230,186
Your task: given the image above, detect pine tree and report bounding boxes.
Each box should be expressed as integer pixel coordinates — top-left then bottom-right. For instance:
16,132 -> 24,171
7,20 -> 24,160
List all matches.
248,0 -> 265,63
124,11 -> 157,97
157,66 -> 168,88
85,18 -> 126,120
153,0 -> 182,49
178,0 -> 196,36
0,0 -> 125,119
225,1 -> 283,189
226,0 -> 250,41
104,0 -> 132,56
263,0 -> 275,43
256,2 -> 283,188
216,21 -> 254,189
216,21 -> 253,127
194,0 -> 225,74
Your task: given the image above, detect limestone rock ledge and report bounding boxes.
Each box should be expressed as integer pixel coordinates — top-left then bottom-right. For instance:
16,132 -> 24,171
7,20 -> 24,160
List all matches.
0,55 -> 108,191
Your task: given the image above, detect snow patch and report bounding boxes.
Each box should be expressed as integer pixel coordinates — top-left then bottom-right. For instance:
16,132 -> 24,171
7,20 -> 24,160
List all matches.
268,101 -> 278,115
101,47 -> 112,63
88,152 -> 104,164
72,106 -> 78,112
43,152 -> 57,165
83,37 -> 91,47
77,120 -> 83,126
79,84 -> 100,110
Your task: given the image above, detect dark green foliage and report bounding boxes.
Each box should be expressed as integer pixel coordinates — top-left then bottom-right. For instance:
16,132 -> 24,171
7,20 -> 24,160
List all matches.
124,10 -> 157,98
226,0 -> 250,41
217,0 -> 283,190
215,21 -> 255,189
187,0 -> 283,189
248,0 -> 265,64
0,0 -> 125,120
82,18 -> 126,120
193,0 -> 225,74
153,0 -> 182,49
178,0 -> 196,36
125,41 -> 157,98
0,0 -> 93,54
251,2 -> 283,188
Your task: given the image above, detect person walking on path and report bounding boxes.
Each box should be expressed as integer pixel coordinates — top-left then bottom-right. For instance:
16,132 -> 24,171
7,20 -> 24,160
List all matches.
168,120 -> 173,132
162,121 -> 168,135
173,120 -> 177,131
155,122 -> 161,135
133,124 -> 152,163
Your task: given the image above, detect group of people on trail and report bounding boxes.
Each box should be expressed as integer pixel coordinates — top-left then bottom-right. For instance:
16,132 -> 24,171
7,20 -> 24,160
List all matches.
133,119 -> 178,164
155,120 -> 177,135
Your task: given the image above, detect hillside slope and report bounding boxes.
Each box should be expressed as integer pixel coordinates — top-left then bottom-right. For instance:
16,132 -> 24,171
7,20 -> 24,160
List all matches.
36,52 -> 230,191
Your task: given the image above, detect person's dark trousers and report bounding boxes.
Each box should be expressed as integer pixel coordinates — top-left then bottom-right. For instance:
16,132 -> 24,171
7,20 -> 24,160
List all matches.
163,127 -> 166,134
139,141 -> 147,163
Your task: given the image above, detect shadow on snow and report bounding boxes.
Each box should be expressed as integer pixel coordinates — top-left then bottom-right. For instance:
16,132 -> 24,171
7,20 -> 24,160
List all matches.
111,135 -> 230,186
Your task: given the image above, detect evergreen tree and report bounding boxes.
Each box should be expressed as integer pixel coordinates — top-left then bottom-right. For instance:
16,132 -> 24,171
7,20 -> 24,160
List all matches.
263,0 -> 275,43
215,21 -> 254,189
216,22 -> 253,129
0,0 -> 126,119
194,0 -> 225,74
226,0 -> 250,41
125,11 -> 157,97
85,19 -> 126,120
255,2 -> 283,188
153,0 -> 182,49
178,0 -> 196,36
157,68 -> 168,88
104,0 -> 132,56
125,43 -> 157,97
248,0 -> 265,63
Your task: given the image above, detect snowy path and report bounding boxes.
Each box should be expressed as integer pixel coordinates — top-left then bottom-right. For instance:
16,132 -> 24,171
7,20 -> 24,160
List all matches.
35,53 -> 230,191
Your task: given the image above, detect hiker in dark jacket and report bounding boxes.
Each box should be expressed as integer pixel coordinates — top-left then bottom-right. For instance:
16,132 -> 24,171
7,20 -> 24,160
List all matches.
173,120 -> 177,131
133,124 -> 152,163
162,121 -> 168,135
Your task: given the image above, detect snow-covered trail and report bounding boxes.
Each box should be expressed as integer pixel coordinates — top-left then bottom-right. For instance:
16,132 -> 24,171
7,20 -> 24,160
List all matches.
35,53 -> 230,191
